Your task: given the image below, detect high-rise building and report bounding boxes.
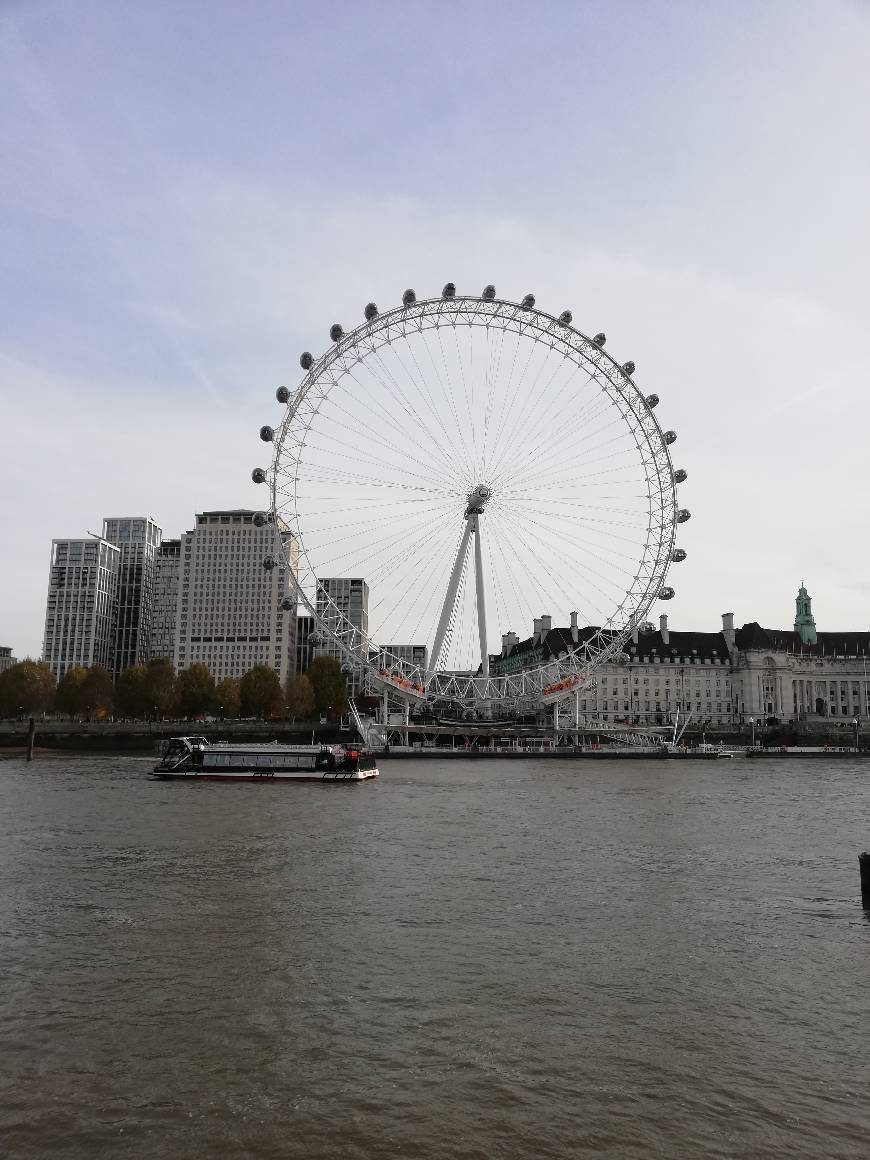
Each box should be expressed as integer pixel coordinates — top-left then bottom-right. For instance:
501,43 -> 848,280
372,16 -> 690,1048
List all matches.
149,539 -> 181,661
102,516 -> 162,675
0,646 -> 18,674
174,510 -> 299,684
314,577 -> 370,699
296,615 -> 316,673
377,644 -> 428,671
314,577 -> 369,659
42,537 -> 120,679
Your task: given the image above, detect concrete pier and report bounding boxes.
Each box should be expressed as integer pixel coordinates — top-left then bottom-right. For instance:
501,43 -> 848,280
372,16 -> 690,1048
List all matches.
860,853 -> 870,907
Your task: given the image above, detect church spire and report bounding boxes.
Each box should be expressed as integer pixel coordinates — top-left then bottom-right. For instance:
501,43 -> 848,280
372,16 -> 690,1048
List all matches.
794,582 -> 817,644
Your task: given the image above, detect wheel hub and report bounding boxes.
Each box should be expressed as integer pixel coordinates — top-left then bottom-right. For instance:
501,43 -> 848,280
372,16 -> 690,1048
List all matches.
464,483 -> 492,518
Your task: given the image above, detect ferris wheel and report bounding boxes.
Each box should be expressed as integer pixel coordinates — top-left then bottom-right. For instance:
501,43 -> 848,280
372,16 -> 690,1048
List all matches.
251,285 -> 690,709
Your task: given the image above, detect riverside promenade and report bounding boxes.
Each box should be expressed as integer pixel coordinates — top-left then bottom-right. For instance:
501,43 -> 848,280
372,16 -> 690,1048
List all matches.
0,720 -> 340,754
0,719 -> 864,758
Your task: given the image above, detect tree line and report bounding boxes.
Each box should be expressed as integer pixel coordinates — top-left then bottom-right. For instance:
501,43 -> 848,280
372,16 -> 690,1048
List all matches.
0,656 -> 350,722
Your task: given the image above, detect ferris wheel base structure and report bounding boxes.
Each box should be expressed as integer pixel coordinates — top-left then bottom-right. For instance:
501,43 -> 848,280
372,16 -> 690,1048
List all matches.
251,283 -> 691,714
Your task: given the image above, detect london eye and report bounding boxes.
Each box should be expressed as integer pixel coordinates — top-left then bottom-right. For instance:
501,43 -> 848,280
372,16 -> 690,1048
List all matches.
251,285 -> 689,710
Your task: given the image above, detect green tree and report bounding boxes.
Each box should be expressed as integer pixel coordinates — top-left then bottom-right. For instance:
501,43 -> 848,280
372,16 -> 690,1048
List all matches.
0,660 -> 56,717
175,663 -> 215,718
215,677 -> 241,719
305,656 -> 348,719
55,665 -> 89,718
284,673 -> 315,722
143,657 -> 176,718
81,665 -> 114,718
240,664 -> 283,719
114,665 -> 149,718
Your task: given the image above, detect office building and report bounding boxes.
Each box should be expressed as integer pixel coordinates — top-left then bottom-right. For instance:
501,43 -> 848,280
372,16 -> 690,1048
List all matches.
102,516 -> 162,675
376,644 -> 428,671
0,646 -> 18,674
297,615 -> 316,673
149,539 -> 181,661
42,537 -> 120,678
314,577 -> 369,658
314,577 -> 369,695
174,510 -> 299,684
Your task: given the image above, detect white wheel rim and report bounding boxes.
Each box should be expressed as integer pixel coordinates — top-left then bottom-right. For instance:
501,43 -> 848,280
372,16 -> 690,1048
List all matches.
259,294 -> 683,707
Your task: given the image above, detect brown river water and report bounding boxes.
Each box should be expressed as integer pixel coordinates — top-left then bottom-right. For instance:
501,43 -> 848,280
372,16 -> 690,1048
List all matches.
1,753 -> 869,1159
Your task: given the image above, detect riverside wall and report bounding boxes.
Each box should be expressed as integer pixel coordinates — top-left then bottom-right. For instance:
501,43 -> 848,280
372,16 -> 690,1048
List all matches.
0,719 -> 865,755
0,720 -> 342,753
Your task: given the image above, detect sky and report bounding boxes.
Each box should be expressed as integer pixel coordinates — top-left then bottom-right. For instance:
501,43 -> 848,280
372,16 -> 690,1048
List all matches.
2,0 -> 869,660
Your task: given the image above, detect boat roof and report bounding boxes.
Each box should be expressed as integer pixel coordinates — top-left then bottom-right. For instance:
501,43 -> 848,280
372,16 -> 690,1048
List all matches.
169,736 -> 342,753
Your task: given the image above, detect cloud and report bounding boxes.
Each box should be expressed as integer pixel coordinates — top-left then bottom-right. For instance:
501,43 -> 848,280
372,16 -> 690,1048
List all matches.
2,0 -> 869,658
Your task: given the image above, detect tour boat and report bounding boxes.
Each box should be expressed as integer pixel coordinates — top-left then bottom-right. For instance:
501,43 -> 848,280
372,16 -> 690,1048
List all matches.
151,736 -> 380,782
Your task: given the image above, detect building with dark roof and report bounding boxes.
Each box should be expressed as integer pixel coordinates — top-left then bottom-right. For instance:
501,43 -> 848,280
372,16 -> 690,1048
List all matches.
492,611 -> 734,727
727,584 -> 870,722
490,585 -> 870,728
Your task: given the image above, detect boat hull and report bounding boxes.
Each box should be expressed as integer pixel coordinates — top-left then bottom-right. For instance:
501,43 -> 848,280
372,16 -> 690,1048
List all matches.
151,766 -> 379,782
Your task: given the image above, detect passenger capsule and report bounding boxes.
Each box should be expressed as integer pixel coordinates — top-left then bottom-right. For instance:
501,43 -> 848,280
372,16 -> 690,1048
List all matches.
442,282 -> 456,299
659,586 -> 675,600
402,288 -> 416,305
622,361 -> 635,376
482,284 -> 496,300
259,425 -> 274,442
521,293 -> 536,310
253,511 -> 267,527
677,509 -> 691,523
671,548 -> 687,562
300,351 -> 314,370
329,323 -> 344,343
251,467 -> 267,484
263,556 -> 277,571
663,430 -> 677,445
364,302 -> 378,321
276,385 -> 290,403
645,393 -> 660,409
673,468 -> 687,483
281,596 -> 294,611
559,310 -> 573,325
593,332 -> 606,346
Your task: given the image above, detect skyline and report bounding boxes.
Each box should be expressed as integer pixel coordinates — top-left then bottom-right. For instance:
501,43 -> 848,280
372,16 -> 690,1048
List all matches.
3,1 -> 870,658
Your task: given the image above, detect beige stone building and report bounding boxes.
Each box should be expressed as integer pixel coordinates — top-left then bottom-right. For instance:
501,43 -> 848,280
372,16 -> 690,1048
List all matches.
173,510 -> 299,684
491,586 -> 869,730
728,586 -> 870,724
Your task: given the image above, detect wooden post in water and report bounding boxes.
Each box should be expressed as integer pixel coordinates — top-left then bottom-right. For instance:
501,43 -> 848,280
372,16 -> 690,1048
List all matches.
860,853 -> 870,907
26,716 -> 36,762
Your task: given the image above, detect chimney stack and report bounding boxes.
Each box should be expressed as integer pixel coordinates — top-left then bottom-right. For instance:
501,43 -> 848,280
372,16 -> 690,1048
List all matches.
570,611 -> 579,643
722,611 -> 735,654
533,618 -> 542,644
659,614 -> 669,645
501,633 -> 511,657
541,614 -> 552,637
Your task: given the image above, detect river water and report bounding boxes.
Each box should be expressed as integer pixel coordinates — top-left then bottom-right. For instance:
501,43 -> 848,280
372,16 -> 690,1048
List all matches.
1,754 -> 868,1159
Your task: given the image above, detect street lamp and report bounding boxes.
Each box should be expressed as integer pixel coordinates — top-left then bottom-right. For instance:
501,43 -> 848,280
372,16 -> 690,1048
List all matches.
853,717 -> 859,752
749,716 -> 755,747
